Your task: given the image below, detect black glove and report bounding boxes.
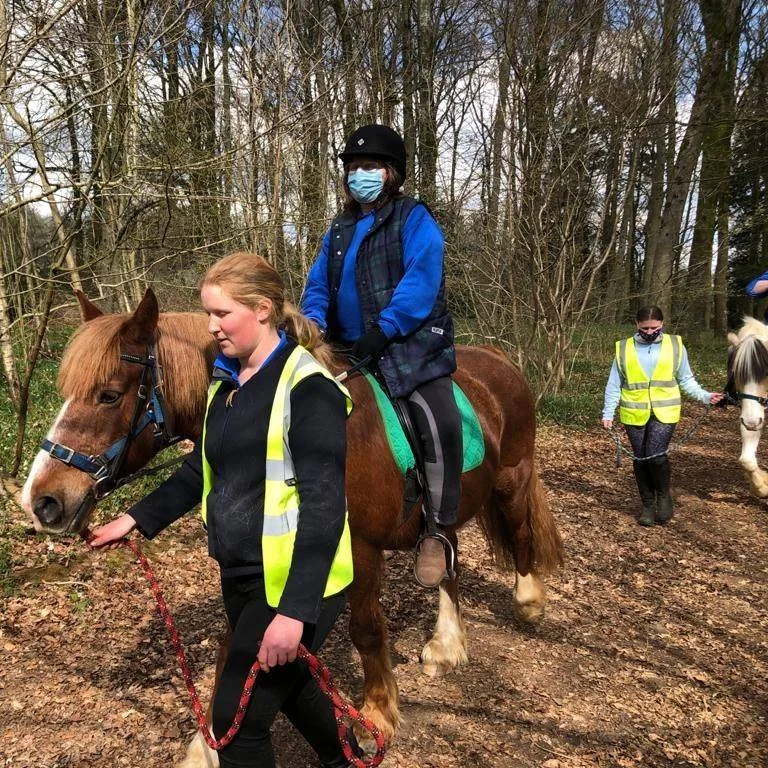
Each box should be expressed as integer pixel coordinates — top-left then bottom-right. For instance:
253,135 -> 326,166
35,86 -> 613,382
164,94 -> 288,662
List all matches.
351,325 -> 389,363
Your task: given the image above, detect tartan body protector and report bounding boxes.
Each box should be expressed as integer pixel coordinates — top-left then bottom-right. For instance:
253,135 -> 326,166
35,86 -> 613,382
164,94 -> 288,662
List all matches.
200,346 -> 354,607
616,334 -> 682,425
326,196 -> 456,397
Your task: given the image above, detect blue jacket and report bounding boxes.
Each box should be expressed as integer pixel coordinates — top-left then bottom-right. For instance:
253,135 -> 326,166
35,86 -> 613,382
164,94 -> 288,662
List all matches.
745,271 -> 768,298
301,197 -> 456,397
302,205 -> 445,341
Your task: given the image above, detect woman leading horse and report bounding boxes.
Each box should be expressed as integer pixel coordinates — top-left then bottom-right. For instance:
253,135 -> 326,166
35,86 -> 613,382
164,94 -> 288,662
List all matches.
22,263 -> 563,767
88,253 -> 357,768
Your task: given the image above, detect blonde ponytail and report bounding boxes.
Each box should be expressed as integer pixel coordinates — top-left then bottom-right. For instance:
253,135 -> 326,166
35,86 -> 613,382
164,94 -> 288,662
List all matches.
282,302 -> 336,371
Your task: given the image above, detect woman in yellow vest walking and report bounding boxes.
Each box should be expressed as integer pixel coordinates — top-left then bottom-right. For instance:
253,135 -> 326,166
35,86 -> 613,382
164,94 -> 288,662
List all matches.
602,306 -> 724,526
89,252 -> 358,768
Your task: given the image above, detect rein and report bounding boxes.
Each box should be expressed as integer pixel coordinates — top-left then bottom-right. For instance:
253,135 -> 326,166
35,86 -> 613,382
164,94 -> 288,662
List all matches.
42,344 -> 183,522
119,538 -> 385,766
608,404 -> 713,466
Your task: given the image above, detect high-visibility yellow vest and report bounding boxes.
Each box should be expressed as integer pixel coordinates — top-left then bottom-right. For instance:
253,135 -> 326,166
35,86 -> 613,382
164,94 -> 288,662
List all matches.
616,334 -> 682,425
200,345 -> 354,607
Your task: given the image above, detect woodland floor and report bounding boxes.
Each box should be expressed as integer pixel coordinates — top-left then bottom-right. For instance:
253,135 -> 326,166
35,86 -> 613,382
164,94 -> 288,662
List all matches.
1,409 -> 767,768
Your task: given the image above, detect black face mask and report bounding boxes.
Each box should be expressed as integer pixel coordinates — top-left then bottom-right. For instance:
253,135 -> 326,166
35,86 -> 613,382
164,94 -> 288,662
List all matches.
638,328 -> 662,343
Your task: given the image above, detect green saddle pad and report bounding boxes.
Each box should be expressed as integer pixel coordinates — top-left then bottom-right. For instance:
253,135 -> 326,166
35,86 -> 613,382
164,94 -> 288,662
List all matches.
363,372 -> 485,476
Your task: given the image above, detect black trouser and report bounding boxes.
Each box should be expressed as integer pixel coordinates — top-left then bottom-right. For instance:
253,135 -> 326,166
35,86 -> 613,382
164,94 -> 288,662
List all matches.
405,376 -> 463,526
213,575 -> 347,768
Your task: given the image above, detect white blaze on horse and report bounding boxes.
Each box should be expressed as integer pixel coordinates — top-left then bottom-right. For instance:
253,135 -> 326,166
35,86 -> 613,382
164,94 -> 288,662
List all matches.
727,316 -> 768,497
22,290 -> 563,768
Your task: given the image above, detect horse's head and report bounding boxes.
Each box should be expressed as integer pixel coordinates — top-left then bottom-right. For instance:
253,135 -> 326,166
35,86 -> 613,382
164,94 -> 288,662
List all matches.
727,317 -> 768,432
22,290 -> 213,535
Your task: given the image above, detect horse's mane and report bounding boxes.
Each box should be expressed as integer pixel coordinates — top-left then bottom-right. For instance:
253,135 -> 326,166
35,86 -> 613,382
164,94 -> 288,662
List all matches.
729,316 -> 768,388
59,312 -> 214,421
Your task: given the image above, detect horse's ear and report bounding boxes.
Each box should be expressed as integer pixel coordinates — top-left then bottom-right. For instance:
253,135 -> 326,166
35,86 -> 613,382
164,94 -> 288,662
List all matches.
122,289 -> 159,344
75,290 -> 104,322
727,332 -> 740,346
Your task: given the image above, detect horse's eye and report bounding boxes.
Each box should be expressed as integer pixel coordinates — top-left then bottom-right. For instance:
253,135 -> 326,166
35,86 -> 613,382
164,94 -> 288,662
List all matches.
98,390 -> 121,405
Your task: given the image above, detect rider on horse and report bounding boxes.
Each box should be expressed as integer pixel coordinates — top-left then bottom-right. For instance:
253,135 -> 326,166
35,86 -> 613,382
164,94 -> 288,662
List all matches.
745,271 -> 768,323
301,123 -> 461,588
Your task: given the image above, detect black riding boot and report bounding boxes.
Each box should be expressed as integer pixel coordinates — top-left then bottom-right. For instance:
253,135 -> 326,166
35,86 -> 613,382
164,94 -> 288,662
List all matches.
651,457 -> 673,523
633,460 -> 656,527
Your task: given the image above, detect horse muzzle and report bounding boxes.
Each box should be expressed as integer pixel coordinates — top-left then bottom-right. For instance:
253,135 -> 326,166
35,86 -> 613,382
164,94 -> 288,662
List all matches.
29,490 -> 95,535
33,494 -> 65,527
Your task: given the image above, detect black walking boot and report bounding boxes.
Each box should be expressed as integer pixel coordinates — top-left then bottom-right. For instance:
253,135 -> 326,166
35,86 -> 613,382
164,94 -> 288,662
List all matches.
633,460 -> 656,527
651,457 -> 674,524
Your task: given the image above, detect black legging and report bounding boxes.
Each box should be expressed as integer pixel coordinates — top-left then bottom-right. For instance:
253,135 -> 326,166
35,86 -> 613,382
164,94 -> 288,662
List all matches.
624,415 -> 676,462
213,575 -> 347,768
406,376 -> 463,525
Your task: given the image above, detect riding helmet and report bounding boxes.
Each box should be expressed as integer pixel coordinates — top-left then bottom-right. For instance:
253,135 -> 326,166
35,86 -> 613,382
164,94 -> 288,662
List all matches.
339,124 -> 407,179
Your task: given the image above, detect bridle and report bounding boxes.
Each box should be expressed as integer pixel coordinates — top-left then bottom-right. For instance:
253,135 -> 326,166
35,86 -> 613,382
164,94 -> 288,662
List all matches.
41,343 -> 181,529
40,343 -> 367,534
734,391 -> 768,408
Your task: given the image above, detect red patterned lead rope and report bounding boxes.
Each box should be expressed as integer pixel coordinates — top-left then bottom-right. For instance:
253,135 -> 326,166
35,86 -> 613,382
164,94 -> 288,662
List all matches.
124,538 -> 386,767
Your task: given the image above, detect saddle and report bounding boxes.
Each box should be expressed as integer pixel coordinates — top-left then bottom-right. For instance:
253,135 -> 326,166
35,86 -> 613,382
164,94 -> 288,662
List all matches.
362,370 -> 484,576
362,371 -> 485,480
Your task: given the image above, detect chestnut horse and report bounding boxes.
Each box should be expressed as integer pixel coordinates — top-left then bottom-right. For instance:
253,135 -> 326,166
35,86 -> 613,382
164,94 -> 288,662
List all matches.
727,316 -> 768,498
22,290 -> 563,768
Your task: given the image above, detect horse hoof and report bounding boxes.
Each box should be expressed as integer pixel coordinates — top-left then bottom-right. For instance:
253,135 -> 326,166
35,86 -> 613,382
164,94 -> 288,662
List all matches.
515,601 -> 545,625
420,637 -> 468,678
355,701 -> 399,750
422,661 -> 441,678
177,732 -> 219,768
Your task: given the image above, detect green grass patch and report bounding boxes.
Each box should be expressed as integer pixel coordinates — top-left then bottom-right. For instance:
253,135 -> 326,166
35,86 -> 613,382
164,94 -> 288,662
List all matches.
0,537 -> 13,597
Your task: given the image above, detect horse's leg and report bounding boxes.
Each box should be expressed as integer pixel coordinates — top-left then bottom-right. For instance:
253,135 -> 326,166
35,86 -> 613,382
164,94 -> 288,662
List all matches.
348,539 -> 401,745
496,461 -> 548,624
420,529 -> 468,678
739,421 -> 768,497
177,629 -> 230,768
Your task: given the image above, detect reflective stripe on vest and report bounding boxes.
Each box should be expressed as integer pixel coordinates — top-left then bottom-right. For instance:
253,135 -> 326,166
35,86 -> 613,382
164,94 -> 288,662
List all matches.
201,345 -> 354,607
617,335 -> 682,426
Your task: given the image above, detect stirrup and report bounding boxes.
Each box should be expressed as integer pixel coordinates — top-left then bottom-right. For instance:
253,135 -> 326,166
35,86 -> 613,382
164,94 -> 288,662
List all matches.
413,531 -> 456,588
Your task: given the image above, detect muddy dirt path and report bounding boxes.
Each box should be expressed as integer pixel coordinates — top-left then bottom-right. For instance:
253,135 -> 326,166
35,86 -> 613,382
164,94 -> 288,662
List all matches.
2,409 -> 766,767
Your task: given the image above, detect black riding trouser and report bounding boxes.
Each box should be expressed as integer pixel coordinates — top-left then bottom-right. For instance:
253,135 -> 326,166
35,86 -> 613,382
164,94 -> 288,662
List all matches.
213,574 -> 347,768
405,376 -> 463,525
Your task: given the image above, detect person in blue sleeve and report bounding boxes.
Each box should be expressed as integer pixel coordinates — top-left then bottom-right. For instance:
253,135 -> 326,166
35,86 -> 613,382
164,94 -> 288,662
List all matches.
301,123 -> 460,588
745,271 -> 768,321
601,306 -> 723,526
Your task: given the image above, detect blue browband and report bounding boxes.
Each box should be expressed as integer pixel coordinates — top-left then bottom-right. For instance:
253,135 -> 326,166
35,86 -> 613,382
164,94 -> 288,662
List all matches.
41,344 -> 178,500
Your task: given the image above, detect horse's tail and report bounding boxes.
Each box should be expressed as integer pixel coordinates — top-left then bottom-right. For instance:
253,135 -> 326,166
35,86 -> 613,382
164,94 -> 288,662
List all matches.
478,462 -> 563,575
526,464 -> 564,575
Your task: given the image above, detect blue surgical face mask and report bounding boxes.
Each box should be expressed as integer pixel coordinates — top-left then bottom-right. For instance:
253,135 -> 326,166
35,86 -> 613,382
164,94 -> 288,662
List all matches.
347,168 -> 385,203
